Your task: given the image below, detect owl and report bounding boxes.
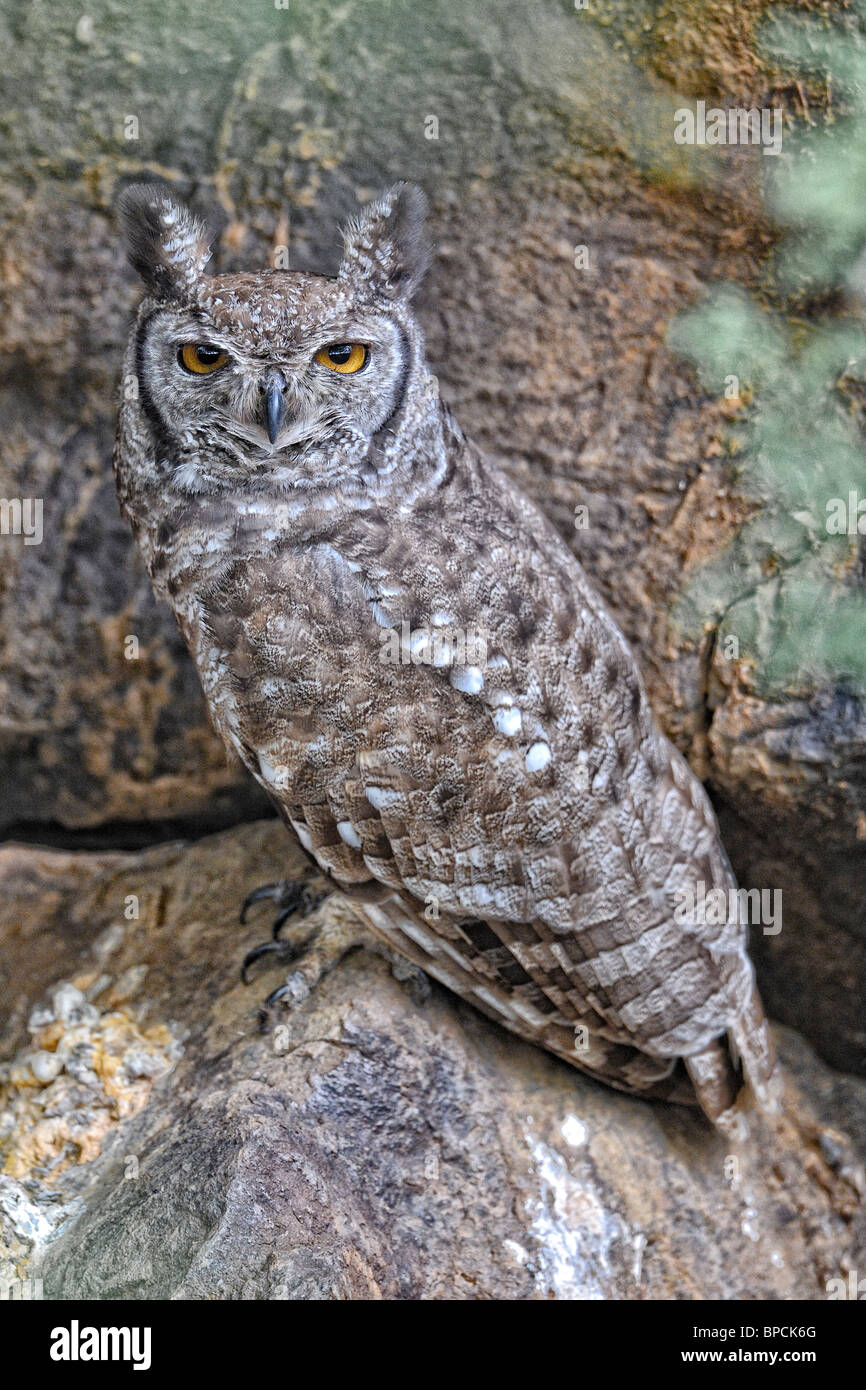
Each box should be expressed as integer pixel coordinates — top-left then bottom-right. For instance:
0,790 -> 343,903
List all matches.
114,179 -> 779,1135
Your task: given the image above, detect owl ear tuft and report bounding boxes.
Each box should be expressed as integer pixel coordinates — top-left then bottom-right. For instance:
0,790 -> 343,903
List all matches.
117,182 -> 213,299
339,182 -> 430,302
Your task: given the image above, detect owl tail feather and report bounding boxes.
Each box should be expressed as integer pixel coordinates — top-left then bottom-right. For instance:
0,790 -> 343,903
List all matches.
685,980 -> 781,1139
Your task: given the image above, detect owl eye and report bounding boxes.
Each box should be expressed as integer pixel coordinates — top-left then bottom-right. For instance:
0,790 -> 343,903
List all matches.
179,343 -> 229,375
315,343 -> 367,374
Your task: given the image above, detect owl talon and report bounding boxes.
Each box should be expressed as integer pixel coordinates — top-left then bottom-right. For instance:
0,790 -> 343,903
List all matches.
258,982 -> 296,1027
239,880 -> 291,924
240,877 -> 329,938
273,888 -> 328,939
240,938 -> 300,985
254,912 -> 378,1032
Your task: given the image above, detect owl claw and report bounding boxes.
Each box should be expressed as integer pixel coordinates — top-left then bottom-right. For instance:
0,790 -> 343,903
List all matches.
266,982 -> 295,1009
239,877 -> 329,933
255,913 -> 380,1032
273,888 -> 328,938
240,875 -> 334,998
239,879 -> 291,924
240,938 -> 300,985
258,982 -> 297,1027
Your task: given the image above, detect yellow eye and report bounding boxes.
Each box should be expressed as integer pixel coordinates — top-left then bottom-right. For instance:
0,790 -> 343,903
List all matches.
179,343 -> 229,375
315,343 -> 367,374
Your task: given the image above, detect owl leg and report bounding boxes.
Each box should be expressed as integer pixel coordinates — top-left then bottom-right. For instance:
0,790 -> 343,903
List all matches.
239,870 -> 331,983
256,906 -> 384,1026
251,897 -> 433,1027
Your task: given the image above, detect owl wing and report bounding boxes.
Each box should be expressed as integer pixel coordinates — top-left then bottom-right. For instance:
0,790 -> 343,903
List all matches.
202,442 -> 776,1124
297,684 -> 765,1117
272,658 -> 768,1119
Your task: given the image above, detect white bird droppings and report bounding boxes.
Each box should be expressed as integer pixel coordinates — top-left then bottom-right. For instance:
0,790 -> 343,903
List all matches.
292,821 -> 314,853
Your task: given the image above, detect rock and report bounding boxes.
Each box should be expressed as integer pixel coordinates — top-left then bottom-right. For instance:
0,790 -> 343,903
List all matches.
0,822 -> 863,1300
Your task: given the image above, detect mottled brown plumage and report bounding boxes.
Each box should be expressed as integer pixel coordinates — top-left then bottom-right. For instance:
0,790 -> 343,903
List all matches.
114,180 -> 779,1132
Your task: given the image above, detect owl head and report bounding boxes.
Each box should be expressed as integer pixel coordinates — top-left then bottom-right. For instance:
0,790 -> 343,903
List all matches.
116,181 -> 432,494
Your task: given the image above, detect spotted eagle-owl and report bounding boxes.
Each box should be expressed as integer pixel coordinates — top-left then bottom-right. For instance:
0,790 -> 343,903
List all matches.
114,180 -> 778,1133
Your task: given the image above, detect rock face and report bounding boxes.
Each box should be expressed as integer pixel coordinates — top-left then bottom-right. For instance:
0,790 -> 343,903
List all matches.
0,0 -> 865,1299
0,821 -> 864,1301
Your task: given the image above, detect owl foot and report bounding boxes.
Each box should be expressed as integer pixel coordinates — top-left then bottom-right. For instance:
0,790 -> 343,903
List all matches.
257,910 -> 376,1028
240,936 -> 305,985
239,874 -> 329,939
240,872 -> 331,986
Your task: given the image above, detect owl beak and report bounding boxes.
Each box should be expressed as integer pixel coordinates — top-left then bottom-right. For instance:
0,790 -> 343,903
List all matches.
263,378 -> 286,444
